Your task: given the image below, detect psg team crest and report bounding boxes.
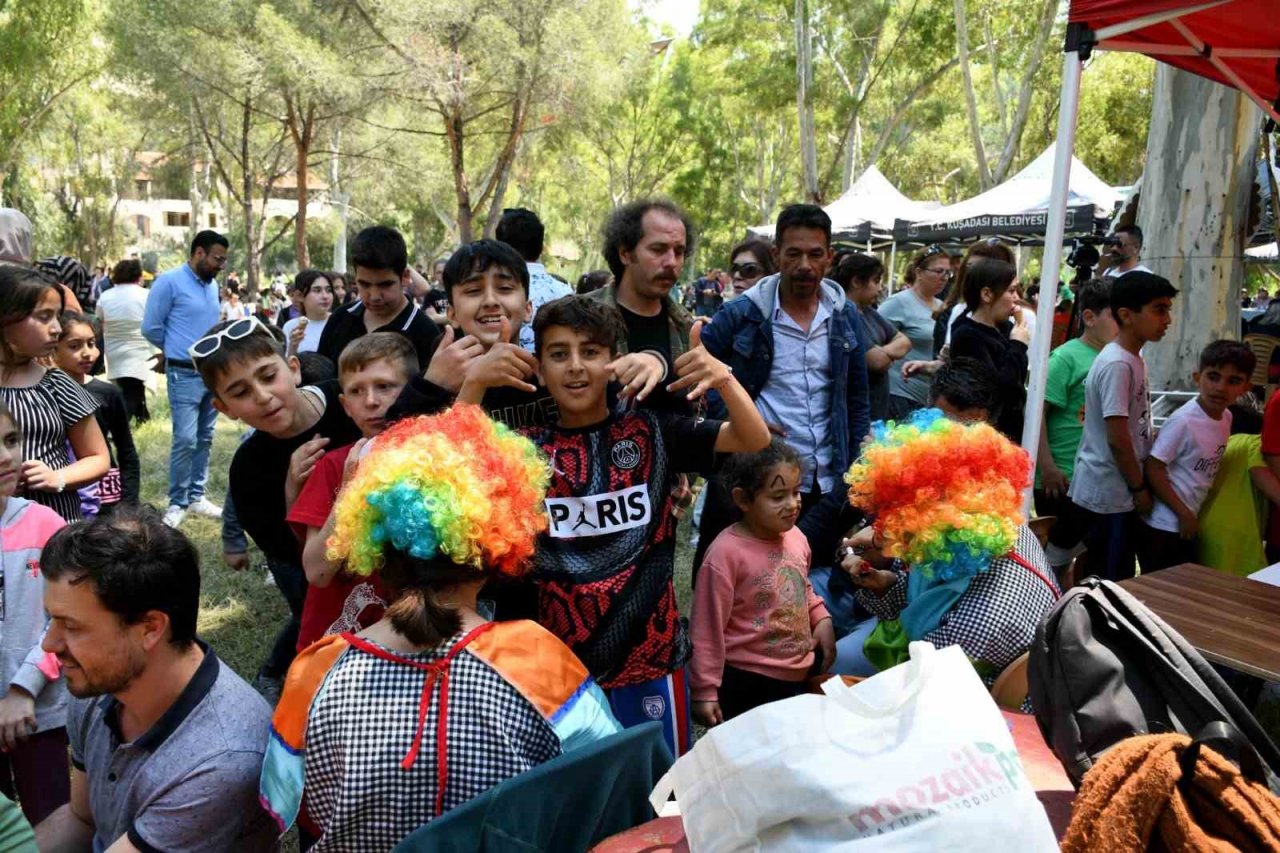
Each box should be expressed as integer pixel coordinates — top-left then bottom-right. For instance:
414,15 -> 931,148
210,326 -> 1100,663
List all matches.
611,439 -> 641,470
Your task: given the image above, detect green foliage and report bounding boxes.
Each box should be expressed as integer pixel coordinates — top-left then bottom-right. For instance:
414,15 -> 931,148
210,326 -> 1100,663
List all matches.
10,0 -> 1156,281
0,0 -> 99,198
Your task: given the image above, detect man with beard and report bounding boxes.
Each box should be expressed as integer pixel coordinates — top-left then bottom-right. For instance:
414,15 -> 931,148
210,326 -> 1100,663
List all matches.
142,230 -> 229,529
693,204 -> 871,574
1103,224 -> 1152,278
589,199 -> 698,412
35,507 -> 276,853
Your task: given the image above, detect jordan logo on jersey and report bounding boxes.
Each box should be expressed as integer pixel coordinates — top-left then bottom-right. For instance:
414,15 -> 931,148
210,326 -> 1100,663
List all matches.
546,484 -> 651,538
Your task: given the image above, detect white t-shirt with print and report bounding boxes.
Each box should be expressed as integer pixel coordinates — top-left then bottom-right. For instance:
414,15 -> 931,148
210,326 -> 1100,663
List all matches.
1145,398 -> 1230,533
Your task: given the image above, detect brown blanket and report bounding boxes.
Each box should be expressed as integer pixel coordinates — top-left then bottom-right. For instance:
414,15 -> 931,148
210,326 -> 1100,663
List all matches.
1062,734 -> 1280,852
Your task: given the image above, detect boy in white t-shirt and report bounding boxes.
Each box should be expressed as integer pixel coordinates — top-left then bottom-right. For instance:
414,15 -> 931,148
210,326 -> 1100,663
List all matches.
1140,340 -> 1253,573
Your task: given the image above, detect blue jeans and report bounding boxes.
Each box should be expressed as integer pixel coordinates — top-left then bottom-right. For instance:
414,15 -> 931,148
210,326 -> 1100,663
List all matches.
830,617 -> 881,677
166,366 -> 217,507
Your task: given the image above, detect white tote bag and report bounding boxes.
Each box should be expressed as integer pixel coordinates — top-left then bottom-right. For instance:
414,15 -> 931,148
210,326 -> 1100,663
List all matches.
651,642 -> 1059,852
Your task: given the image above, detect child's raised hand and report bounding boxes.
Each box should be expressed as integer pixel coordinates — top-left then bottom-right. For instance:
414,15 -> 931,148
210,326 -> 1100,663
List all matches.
288,436 -> 330,490
670,321 -> 732,401
608,351 -> 665,401
287,319 -> 307,355
424,326 -> 485,392
342,438 -> 368,486
693,700 -> 723,728
461,334 -> 539,396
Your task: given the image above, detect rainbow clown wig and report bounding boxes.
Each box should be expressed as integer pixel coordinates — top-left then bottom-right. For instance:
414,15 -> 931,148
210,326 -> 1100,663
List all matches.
845,408 -> 1031,582
326,404 -> 550,578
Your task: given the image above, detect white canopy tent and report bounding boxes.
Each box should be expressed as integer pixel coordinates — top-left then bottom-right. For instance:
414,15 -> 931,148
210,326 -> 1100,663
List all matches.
892,143 -> 1122,245
749,165 -> 936,242
1247,243 -> 1279,261
1020,1 -> 1280,511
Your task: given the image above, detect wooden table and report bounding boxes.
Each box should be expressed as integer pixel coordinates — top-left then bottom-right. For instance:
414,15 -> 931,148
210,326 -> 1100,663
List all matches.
1119,562 -> 1280,682
592,711 -> 1075,851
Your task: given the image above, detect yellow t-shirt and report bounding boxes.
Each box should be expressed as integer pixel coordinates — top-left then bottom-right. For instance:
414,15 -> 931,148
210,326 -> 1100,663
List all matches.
1198,433 -> 1267,576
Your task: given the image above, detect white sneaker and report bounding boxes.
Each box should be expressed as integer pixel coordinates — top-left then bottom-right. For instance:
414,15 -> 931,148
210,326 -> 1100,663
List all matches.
188,498 -> 223,519
162,505 -> 187,528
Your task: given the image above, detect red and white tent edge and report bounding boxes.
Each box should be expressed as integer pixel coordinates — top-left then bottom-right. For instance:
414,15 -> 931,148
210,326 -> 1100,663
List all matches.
1020,0 -> 1280,506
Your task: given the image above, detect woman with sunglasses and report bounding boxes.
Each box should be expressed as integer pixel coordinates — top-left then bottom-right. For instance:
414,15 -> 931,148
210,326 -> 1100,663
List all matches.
879,246 -> 950,420
726,238 -> 776,300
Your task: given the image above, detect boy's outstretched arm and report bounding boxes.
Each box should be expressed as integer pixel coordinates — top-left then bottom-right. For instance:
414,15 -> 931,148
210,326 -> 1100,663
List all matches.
669,321 -> 769,454
1105,415 -> 1152,512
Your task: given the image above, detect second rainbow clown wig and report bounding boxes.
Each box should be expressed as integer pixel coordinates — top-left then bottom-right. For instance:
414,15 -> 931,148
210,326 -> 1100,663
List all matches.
326,404 -> 550,578
845,408 -> 1031,581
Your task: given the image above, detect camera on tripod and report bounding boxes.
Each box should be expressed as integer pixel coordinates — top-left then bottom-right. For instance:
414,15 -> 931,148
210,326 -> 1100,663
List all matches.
1066,235 -> 1107,282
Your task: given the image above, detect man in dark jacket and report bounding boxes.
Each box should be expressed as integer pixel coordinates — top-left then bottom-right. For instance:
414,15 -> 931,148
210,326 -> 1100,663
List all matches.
694,204 -> 871,571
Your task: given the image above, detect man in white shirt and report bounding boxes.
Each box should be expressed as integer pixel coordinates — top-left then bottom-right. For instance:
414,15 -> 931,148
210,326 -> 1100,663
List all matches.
496,207 -> 572,351
1103,225 -> 1152,278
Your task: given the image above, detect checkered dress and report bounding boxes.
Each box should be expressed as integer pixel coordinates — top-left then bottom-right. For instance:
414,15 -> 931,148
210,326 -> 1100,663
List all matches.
857,525 -> 1061,688
301,631 -> 562,853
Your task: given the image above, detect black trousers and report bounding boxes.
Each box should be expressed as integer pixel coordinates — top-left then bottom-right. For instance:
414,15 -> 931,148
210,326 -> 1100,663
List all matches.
114,377 -> 150,422
260,559 -> 307,678
717,664 -> 809,721
1135,521 -> 1190,575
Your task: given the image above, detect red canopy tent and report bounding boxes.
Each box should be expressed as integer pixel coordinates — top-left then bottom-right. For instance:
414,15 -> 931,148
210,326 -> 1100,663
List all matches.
1020,0 -> 1280,492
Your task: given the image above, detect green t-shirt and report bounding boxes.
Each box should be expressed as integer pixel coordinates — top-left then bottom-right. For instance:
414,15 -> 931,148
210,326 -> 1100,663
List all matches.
0,792 -> 35,851
1040,338 -> 1103,484
1198,433 -> 1268,577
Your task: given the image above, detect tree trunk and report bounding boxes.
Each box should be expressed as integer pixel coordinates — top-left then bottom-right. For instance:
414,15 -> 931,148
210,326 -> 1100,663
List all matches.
189,135 -> 204,244
446,106 -> 473,242
1140,66 -> 1259,392
240,100 -> 261,298
953,0 -> 991,190
330,129 -> 348,273
286,98 -> 314,269
991,0 -> 1058,182
794,0 -> 819,203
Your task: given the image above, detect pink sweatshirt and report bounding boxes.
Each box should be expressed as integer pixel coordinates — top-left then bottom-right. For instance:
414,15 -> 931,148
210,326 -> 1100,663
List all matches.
690,525 -> 830,702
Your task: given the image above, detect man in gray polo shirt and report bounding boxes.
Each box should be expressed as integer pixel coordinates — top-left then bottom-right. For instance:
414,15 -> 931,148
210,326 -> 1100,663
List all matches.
35,507 -> 276,853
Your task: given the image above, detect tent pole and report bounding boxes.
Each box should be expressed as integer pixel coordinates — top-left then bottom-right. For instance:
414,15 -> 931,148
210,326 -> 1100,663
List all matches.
1021,28 -> 1088,516
888,242 -> 898,294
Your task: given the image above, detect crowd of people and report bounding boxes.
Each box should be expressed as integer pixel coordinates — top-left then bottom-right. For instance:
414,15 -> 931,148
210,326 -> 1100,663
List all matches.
0,195 -> 1273,850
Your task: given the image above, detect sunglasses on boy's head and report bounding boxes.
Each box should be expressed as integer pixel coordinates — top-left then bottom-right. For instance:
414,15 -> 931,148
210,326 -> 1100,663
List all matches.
188,316 -> 273,361
731,263 -> 763,278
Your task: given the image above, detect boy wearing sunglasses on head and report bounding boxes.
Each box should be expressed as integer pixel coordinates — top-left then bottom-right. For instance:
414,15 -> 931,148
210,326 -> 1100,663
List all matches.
191,316 -> 361,701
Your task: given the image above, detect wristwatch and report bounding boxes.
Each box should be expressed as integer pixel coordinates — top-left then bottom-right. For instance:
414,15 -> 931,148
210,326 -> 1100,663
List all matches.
55,473 -> 66,494
1126,482 -> 1145,494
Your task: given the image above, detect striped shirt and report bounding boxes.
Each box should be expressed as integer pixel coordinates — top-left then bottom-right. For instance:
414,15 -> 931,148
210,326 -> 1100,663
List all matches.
0,368 -> 97,521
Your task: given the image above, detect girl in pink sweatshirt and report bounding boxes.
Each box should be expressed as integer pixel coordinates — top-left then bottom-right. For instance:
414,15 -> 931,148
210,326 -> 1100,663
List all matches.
690,439 -> 834,727
0,399 -> 69,823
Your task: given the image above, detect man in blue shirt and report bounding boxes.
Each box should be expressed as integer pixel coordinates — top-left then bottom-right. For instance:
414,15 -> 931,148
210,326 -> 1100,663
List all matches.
694,204 -> 871,572
142,230 -> 228,528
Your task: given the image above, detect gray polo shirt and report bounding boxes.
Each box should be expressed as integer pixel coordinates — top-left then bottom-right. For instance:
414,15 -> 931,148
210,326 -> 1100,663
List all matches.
68,643 -> 277,853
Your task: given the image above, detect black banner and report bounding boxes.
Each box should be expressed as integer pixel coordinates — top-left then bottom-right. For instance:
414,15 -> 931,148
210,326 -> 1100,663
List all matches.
892,203 -> 1099,243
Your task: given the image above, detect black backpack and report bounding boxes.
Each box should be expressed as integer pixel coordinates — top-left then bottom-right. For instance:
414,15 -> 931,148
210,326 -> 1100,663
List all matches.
1028,576 -> 1280,792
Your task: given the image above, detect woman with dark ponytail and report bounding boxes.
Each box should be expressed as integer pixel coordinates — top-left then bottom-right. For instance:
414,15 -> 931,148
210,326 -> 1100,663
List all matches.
260,405 -> 620,853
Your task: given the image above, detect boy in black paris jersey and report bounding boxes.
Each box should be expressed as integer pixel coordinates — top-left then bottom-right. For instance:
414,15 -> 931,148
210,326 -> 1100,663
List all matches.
460,295 -> 769,756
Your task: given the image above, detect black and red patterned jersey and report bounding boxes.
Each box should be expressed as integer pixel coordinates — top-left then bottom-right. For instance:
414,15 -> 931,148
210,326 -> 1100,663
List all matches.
520,409 -> 721,688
